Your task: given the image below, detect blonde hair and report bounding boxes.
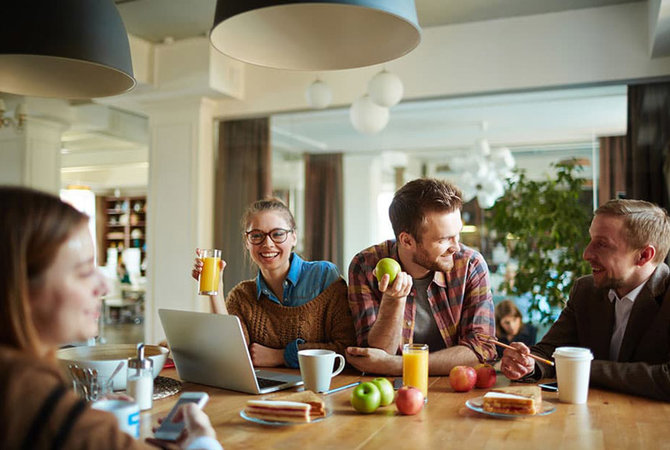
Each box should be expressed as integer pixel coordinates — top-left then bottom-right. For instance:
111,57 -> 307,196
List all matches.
595,199 -> 670,264
240,197 -> 296,234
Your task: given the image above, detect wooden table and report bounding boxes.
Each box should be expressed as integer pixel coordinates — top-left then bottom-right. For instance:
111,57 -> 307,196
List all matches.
142,369 -> 670,449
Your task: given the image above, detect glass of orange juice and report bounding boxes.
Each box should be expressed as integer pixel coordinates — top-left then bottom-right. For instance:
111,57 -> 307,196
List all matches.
402,343 -> 429,400
198,249 -> 222,295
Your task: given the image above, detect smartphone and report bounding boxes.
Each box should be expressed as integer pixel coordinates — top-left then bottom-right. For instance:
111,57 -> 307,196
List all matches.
539,382 -> 558,392
154,392 -> 209,441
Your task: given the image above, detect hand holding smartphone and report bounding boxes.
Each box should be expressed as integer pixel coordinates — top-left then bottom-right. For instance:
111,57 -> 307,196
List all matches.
154,392 -> 209,441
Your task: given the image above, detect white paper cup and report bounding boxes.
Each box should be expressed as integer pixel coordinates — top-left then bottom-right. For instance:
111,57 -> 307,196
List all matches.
92,400 -> 140,438
298,349 -> 345,393
552,346 -> 594,404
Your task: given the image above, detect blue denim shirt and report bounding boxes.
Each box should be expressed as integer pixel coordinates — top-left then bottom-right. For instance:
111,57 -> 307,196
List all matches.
255,253 -> 340,368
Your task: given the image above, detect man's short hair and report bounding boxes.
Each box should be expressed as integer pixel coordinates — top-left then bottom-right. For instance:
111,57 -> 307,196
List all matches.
595,199 -> 670,263
389,178 -> 463,242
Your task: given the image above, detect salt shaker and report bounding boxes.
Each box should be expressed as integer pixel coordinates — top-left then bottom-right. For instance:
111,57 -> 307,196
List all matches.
127,344 -> 154,410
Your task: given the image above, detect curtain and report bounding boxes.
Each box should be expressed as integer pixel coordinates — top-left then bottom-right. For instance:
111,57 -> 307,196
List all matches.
626,83 -> 670,210
304,153 -> 344,271
215,118 -> 271,294
598,135 -> 627,206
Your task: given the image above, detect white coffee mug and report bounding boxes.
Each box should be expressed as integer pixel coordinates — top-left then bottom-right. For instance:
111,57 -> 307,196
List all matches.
552,346 -> 594,404
298,349 -> 345,393
92,399 -> 141,438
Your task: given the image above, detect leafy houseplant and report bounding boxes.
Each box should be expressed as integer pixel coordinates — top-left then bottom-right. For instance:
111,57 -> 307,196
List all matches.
486,161 -> 592,323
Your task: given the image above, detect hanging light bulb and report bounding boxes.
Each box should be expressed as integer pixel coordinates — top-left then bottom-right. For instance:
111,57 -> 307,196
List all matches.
305,79 -> 332,109
349,94 -> 389,134
368,69 -> 404,107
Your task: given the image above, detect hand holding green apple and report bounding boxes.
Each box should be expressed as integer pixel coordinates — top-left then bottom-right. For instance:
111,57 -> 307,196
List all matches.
374,258 -> 401,284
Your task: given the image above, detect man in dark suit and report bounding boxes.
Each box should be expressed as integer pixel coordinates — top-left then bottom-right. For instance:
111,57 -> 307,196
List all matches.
501,199 -> 670,401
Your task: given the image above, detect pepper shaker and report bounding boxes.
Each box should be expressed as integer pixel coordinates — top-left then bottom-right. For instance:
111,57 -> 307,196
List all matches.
127,344 -> 154,410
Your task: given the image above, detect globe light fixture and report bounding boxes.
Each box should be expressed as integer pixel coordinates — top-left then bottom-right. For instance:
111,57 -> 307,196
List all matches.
368,70 -> 404,107
0,1 -> 135,99
446,139 -> 516,209
305,79 -> 332,109
211,1 -> 421,71
350,94 -> 389,134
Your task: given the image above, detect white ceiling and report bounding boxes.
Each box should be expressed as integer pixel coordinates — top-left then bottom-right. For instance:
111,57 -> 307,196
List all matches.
114,0 -> 642,42
59,0 -> 638,190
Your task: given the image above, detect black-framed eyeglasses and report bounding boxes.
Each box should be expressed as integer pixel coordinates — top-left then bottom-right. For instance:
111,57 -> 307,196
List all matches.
245,228 -> 293,245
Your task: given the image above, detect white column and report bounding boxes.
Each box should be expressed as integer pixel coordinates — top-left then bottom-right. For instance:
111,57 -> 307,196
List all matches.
0,116 -> 67,194
143,97 -> 216,344
343,153 -> 383,273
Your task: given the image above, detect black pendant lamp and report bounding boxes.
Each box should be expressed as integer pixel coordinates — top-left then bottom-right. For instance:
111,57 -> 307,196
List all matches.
210,0 -> 421,71
0,1 -> 135,99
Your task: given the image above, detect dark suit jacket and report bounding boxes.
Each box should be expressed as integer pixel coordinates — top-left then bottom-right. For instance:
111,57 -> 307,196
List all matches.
531,263 -> 670,401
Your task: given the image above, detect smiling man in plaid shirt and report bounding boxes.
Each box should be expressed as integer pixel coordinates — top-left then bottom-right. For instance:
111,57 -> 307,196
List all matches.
346,178 -> 496,375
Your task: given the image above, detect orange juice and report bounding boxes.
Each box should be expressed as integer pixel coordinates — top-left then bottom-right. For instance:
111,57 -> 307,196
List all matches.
198,249 -> 221,295
402,344 -> 429,398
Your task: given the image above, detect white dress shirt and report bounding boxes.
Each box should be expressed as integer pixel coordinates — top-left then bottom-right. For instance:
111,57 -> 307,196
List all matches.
608,281 -> 647,361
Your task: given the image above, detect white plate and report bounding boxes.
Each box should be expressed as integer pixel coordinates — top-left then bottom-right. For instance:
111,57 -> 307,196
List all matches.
239,408 -> 331,426
465,396 -> 556,418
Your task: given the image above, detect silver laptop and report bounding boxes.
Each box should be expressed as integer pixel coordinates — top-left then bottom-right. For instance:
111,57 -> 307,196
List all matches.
158,309 -> 303,394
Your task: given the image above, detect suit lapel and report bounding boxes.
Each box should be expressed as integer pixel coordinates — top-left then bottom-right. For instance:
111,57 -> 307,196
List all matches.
591,289 -> 615,360
617,264 -> 669,361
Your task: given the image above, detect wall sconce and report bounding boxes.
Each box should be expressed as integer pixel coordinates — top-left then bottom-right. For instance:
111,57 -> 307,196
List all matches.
0,100 -> 26,131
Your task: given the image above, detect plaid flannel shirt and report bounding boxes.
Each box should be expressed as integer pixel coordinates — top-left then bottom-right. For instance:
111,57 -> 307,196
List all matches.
348,240 -> 497,363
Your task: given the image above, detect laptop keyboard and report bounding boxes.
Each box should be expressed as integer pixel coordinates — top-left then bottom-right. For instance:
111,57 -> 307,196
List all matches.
257,377 -> 286,389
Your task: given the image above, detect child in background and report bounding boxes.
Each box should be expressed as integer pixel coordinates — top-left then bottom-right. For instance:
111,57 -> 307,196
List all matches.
494,299 -> 537,359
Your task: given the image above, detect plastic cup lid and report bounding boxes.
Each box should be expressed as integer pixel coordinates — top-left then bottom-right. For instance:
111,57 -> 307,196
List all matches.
552,346 -> 593,360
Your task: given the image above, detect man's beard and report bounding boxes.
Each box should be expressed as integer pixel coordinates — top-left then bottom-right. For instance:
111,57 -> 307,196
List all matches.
412,245 -> 454,273
593,274 -> 624,291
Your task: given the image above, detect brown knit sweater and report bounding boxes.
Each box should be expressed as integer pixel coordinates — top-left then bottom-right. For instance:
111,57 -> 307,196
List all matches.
226,278 -> 356,356
0,345 -> 150,450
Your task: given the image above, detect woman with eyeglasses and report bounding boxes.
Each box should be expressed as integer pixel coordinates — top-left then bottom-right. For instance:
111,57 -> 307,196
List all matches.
192,198 -> 355,369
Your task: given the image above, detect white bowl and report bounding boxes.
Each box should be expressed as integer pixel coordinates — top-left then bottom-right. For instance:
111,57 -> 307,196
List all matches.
57,344 -> 168,391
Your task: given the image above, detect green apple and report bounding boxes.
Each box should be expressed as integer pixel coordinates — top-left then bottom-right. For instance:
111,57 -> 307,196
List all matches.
371,377 -> 395,406
350,381 -> 381,413
374,258 -> 401,284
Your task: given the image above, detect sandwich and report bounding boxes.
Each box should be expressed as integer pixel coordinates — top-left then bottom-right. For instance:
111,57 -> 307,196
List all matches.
482,385 -> 542,415
244,400 -> 311,423
272,390 -> 327,419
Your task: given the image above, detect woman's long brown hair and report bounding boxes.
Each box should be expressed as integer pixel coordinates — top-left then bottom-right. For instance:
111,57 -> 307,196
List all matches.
0,186 -> 88,356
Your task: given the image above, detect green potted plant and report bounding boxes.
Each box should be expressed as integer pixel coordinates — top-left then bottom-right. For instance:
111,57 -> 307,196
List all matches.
486,160 -> 592,323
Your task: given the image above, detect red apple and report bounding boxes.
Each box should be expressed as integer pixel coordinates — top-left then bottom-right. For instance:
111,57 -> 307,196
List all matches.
474,363 -> 497,389
449,365 -> 477,392
395,386 -> 424,415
